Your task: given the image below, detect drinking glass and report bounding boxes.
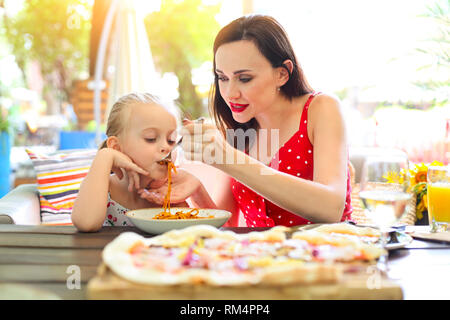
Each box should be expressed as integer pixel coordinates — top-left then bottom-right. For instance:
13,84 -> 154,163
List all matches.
359,154 -> 412,273
427,166 -> 450,232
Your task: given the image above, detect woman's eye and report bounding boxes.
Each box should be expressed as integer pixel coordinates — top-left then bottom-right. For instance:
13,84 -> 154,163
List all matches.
217,75 -> 228,82
239,77 -> 252,83
145,138 -> 156,143
167,140 -> 176,145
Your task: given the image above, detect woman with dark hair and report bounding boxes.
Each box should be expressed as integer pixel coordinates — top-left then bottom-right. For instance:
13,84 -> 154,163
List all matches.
145,15 -> 352,227
210,15 -> 313,143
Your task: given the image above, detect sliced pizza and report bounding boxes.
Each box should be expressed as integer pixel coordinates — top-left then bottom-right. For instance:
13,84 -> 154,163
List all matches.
313,223 -> 381,238
102,224 -> 384,287
291,229 -> 385,261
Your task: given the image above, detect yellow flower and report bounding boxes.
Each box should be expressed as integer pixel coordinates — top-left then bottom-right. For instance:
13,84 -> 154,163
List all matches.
383,171 -> 404,184
384,161 -> 442,222
412,163 -> 429,184
414,182 -> 426,193
429,161 -> 444,167
409,161 -> 444,184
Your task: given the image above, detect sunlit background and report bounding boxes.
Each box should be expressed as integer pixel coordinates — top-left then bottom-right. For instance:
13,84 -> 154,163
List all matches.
0,0 -> 448,194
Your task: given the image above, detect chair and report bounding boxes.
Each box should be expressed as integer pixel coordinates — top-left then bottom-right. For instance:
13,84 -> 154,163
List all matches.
0,184 -> 41,225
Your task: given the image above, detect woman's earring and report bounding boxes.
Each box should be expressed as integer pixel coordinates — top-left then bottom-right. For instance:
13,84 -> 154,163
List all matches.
277,87 -> 281,92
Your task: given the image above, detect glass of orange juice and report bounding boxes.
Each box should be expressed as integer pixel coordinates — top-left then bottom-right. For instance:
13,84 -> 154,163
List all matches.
427,166 -> 450,232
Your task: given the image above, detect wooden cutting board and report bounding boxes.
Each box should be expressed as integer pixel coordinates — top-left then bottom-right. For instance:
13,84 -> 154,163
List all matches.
87,264 -> 403,300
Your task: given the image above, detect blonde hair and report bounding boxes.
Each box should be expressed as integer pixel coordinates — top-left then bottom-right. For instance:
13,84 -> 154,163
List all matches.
99,92 -> 180,149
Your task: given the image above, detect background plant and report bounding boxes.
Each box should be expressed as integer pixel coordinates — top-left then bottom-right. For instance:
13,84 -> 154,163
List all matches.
414,0 -> 449,97
3,0 -> 91,115
145,0 -> 221,119
384,161 -> 445,221
0,106 -> 9,133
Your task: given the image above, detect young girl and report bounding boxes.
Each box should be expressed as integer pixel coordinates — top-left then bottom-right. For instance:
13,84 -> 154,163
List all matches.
71,93 -> 213,232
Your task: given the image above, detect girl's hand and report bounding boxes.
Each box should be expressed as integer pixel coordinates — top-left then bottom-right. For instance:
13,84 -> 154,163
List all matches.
138,168 -> 202,204
180,120 -> 234,166
101,148 -> 150,192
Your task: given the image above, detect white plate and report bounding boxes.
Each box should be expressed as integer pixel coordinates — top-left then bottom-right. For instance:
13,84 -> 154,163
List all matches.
354,225 -> 413,250
125,207 -> 232,235
294,223 -> 413,250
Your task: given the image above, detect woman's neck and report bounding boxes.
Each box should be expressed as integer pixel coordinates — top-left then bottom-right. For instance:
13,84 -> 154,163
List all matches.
254,95 -> 299,130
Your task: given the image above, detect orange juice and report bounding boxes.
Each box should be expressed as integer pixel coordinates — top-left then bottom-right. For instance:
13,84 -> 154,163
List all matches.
427,182 -> 450,223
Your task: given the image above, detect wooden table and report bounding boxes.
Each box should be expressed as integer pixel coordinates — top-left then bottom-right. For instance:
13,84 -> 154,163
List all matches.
0,225 -> 449,300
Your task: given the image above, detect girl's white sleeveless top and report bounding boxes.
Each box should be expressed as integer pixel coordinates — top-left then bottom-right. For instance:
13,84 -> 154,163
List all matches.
103,193 -> 134,226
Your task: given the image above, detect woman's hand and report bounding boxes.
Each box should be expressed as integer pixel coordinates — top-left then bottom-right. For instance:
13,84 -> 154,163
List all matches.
180,120 -> 235,167
138,168 -> 202,205
102,148 -> 150,192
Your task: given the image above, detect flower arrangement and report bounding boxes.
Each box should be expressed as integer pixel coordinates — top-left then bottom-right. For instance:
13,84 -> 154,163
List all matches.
384,161 -> 445,223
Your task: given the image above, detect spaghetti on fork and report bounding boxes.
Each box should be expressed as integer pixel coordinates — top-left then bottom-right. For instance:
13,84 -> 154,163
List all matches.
152,161 -> 213,220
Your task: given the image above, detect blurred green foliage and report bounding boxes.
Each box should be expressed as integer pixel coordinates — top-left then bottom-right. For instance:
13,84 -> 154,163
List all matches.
3,0 -> 91,114
145,0 -> 221,119
0,109 -> 9,133
333,87 -> 349,101
414,0 -> 449,93
85,119 -> 105,133
2,0 -> 222,120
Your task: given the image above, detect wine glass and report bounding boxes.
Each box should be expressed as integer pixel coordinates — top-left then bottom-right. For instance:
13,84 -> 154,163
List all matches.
359,153 -> 411,274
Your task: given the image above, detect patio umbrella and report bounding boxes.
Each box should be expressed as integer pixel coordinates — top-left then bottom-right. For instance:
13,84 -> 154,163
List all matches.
92,0 -> 159,144
108,0 -> 158,103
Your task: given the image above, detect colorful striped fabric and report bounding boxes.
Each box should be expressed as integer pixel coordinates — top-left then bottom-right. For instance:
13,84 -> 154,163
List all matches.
25,148 -> 97,225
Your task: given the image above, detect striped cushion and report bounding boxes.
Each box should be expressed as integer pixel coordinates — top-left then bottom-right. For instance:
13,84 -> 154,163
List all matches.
25,148 -> 96,225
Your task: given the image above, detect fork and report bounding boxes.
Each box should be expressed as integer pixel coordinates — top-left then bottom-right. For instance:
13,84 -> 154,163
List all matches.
158,137 -> 183,164
158,117 -> 205,164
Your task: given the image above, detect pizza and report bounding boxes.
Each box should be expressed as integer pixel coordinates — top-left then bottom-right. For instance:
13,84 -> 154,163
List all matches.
102,223 -> 385,286
312,223 -> 381,239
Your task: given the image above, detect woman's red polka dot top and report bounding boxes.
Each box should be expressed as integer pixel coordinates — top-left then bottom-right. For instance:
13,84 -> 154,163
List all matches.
230,92 -> 353,227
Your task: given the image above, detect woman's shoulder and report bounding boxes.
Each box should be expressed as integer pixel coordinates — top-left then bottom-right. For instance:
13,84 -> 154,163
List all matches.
307,92 -> 346,135
308,92 -> 344,118
311,92 -> 341,109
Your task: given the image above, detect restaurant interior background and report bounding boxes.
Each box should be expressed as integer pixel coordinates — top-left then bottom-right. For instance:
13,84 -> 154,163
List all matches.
0,0 -> 448,198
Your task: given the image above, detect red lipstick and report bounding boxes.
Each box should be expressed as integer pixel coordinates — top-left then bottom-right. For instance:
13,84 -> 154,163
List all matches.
230,102 -> 249,113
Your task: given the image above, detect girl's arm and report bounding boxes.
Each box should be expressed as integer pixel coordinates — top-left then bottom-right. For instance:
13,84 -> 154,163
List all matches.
72,149 -> 113,232
72,148 -> 149,232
